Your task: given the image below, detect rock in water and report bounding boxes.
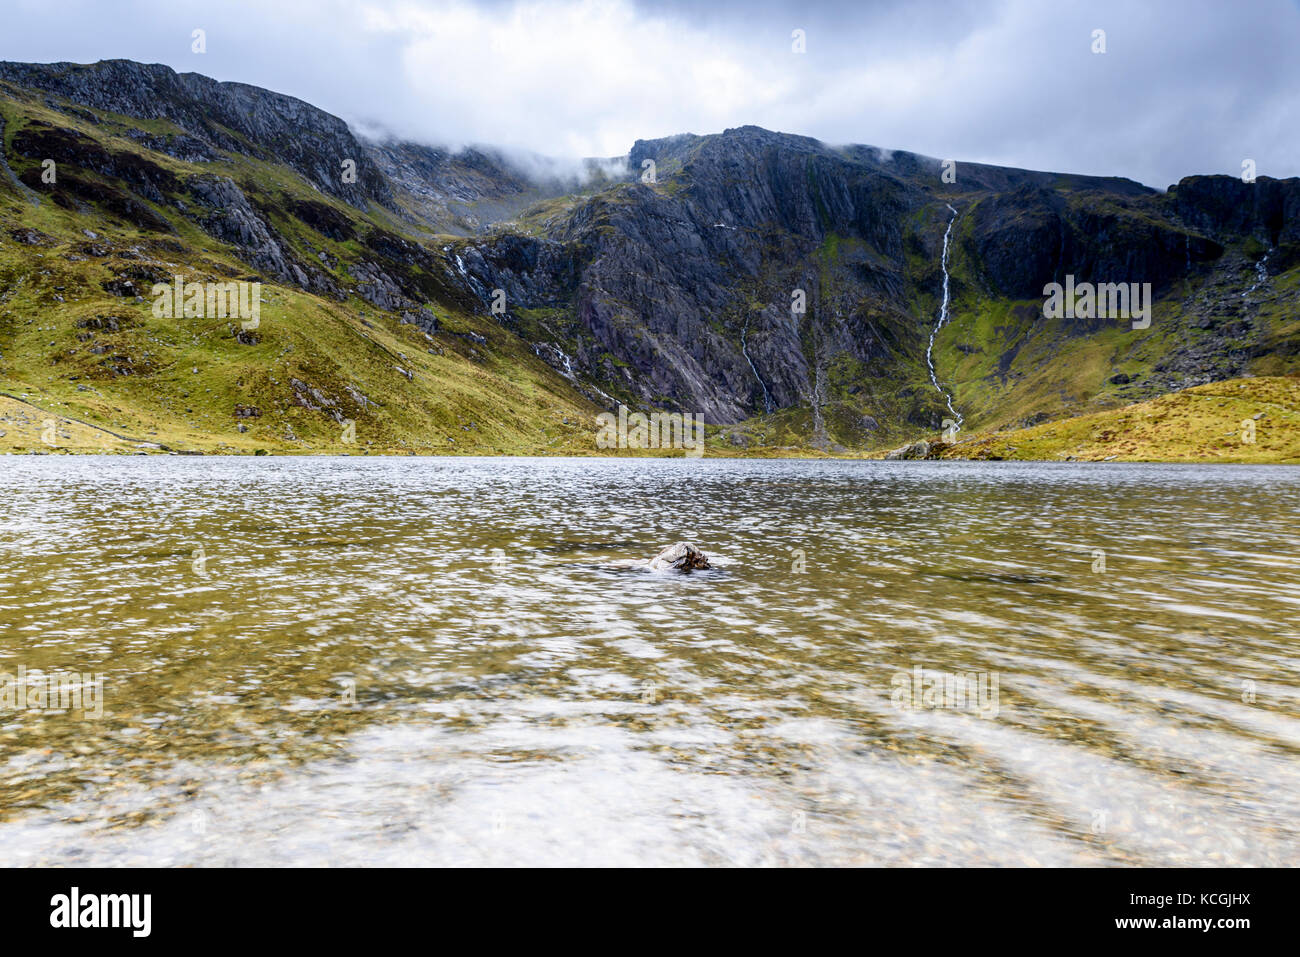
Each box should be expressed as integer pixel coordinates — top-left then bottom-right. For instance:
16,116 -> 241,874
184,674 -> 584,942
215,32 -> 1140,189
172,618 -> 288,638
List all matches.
884,439 -> 945,460
647,542 -> 711,572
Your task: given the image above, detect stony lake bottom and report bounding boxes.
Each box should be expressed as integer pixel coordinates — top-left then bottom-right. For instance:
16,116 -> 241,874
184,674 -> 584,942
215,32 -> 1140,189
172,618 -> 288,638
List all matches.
1,456 -> 1297,866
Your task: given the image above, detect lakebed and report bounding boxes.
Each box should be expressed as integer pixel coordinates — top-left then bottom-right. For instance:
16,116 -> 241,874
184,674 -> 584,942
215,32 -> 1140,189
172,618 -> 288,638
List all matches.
1,456 -> 1297,865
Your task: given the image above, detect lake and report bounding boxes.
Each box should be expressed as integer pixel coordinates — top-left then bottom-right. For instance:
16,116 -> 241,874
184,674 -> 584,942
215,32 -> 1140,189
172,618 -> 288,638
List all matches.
1,456 -> 1297,865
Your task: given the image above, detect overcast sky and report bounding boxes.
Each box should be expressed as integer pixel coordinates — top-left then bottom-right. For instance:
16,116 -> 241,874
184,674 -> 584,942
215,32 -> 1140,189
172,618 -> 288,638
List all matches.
2,0 -> 1298,187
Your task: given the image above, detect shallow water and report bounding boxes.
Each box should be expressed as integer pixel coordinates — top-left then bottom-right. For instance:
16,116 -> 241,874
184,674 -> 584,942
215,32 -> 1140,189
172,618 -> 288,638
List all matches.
1,456 -> 1297,866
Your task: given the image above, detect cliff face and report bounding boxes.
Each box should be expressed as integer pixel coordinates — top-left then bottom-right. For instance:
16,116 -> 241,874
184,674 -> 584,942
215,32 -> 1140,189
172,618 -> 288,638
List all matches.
1,59 -> 1296,450
454,125 -> 1298,427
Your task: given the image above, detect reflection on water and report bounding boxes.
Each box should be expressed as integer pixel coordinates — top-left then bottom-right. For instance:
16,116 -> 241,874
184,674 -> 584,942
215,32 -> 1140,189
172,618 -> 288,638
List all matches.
1,456 -> 1297,866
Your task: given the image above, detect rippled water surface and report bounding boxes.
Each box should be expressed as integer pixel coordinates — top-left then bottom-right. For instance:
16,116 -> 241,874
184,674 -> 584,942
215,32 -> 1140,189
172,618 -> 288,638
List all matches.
1,456 -> 1298,866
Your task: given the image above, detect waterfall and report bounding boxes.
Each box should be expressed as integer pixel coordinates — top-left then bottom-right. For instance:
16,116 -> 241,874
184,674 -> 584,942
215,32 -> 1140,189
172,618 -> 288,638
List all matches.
925,204 -> 963,430
1243,249 -> 1271,298
742,316 -> 774,414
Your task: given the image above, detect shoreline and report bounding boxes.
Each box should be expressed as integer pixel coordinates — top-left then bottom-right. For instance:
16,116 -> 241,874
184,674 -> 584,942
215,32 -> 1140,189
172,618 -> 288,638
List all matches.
4,376 -> 1297,465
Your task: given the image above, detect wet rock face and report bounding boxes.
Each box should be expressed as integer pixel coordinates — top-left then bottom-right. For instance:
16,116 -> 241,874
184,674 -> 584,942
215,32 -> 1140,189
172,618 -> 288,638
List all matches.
451,128 -> 928,421
964,182 -> 1231,301
967,187 -> 1068,300
185,174 -> 334,295
1172,175 -> 1300,246
453,125 -> 1285,424
453,233 -> 577,307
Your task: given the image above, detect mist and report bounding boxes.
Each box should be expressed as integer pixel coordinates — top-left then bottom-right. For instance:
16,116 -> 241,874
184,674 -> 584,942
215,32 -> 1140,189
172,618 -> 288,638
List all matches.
2,0 -> 1298,187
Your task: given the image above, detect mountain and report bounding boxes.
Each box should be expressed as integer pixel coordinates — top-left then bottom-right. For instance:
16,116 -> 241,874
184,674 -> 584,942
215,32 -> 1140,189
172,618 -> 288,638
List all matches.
1,59 -> 1296,456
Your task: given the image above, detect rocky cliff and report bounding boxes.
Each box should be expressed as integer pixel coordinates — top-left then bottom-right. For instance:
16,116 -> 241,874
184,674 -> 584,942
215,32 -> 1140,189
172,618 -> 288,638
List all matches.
1,59 -> 1296,453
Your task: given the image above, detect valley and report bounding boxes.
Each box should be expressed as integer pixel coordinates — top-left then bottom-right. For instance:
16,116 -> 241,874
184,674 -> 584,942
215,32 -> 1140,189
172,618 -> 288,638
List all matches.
1,59 -> 1296,461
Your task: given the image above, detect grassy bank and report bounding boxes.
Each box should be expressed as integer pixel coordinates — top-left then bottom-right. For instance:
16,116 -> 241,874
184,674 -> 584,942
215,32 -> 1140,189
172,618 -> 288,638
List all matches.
9,374 -> 1298,462
936,375 -> 1300,464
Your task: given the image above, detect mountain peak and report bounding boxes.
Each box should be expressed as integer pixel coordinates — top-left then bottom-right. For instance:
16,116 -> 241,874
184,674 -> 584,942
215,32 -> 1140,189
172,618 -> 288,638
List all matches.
0,58 -> 387,208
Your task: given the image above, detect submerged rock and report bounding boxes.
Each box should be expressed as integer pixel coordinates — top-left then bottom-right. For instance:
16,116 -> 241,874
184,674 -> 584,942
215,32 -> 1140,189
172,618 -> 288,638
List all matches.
646,542 -> 712,572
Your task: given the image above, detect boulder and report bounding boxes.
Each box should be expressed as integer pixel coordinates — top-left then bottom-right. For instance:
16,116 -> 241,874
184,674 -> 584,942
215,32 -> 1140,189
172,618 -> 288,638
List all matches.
884,439 -> 930,460
646,542 -> 711,572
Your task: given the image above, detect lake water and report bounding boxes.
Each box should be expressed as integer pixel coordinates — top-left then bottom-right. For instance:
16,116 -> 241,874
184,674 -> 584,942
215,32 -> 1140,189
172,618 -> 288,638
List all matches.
1,456 -> 1297,866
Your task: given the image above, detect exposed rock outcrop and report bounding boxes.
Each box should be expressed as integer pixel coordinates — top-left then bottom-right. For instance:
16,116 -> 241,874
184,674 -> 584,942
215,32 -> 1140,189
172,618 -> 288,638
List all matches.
646,542 -> 712,572
0,59 -> 389,209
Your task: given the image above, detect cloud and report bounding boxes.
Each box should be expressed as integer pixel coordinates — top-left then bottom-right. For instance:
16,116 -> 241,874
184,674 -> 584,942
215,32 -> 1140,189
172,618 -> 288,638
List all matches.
1,0 -> 1297,186
357,0 -> 777,156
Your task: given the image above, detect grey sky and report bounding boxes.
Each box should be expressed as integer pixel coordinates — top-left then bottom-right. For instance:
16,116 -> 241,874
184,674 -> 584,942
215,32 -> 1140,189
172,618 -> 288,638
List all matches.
2,0 -> 1297,187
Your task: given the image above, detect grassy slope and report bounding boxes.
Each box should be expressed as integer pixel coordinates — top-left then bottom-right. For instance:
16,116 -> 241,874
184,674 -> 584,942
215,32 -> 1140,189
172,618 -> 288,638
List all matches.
938,376 -> 1300,463
0,88 -> 600,455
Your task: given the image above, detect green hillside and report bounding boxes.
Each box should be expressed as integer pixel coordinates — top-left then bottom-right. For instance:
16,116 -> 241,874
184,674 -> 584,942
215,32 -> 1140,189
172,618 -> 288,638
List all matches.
1,63 -> 1297,461
0,84 -> 597,455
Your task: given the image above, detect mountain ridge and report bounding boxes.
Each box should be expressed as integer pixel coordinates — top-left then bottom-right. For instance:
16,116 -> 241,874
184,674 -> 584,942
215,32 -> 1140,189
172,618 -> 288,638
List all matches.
0,58 -> 1296,456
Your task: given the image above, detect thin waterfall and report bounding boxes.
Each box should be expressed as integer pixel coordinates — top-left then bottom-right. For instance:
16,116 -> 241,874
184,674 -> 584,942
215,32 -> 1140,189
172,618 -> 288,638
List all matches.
742,315 -> 774,414
925,204 -> 962,430
1243,248 -> 1271,298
